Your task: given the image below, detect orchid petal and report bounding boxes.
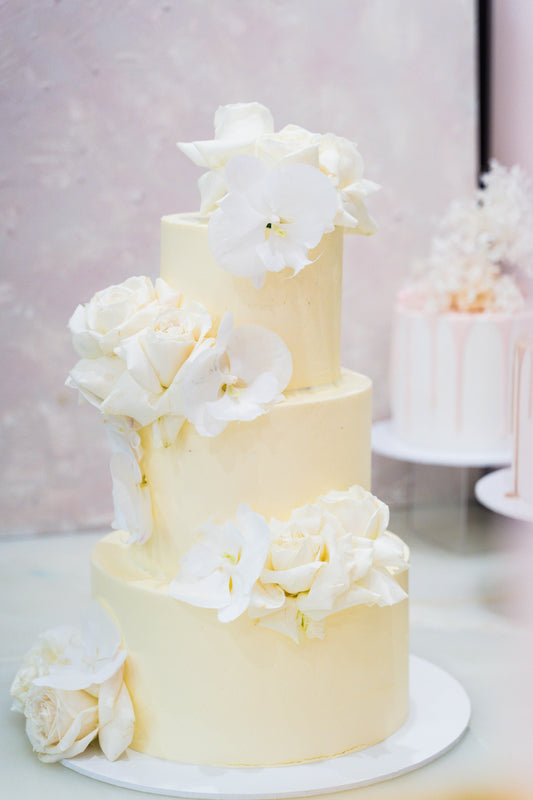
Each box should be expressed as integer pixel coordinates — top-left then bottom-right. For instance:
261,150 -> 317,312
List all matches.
169,570 -> 231,610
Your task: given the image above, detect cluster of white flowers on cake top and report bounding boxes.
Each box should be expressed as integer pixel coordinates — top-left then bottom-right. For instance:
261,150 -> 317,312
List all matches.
410,161 -> 533,313
67,276 -> 293,543
11,603 -> 134,763
169,485 -> 408,643
178,102 -> 379,288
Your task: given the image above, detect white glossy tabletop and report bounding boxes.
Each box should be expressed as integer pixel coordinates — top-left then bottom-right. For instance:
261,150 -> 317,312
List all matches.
2,512 -> 532,799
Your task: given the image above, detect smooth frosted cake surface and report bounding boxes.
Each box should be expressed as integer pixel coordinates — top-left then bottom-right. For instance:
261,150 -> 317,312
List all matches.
133,369 -> 372,576
160,214 -> 343,391
93,532 -> 409,766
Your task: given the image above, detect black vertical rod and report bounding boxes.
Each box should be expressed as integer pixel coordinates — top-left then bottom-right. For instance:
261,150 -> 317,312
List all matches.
478,0 -> 492,179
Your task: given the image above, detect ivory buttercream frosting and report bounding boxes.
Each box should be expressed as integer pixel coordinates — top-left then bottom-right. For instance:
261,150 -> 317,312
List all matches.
13,102 -> 410,768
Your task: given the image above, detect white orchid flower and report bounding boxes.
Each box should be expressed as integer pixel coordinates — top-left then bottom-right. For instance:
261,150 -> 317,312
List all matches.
208,154 -> 338,288
181,312 -> 293,437
30,603 -> 127,691
105,417 -> 153,545
178,103 -> 379,229
169,504 -> 271,623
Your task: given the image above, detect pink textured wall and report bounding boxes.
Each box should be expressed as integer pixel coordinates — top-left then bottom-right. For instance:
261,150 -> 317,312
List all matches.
492,0 -> 533,176
0,0 -> 476,536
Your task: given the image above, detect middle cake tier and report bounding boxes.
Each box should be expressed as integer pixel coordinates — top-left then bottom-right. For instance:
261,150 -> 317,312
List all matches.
131,369 -> 372,577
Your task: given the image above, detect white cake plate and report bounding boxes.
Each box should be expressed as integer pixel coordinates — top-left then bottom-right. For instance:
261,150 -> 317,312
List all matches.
475,468 -> 533,523
372,420 -> 512,468
62,656 -> 470,799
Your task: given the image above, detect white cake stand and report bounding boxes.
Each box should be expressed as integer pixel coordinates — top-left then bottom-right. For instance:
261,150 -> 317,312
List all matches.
372,420 -> 512,468
62,656 -> 470,799
475,468 -> 533,523
372,420 -> 512,549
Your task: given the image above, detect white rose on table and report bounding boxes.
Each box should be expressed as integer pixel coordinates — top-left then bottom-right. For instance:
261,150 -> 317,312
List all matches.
11,603 -> 134,763
69,276 -> 180,359
24,683 -> 99,762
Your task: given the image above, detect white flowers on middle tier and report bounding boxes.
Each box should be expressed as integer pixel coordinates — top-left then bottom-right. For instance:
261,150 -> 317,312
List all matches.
67,276 -> 292,437
66,276 -> 293,543
170,486 -> 409,643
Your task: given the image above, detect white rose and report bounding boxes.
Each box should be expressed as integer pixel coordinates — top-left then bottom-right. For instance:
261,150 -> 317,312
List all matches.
11,605 -> 135,763
100,302 -> 213,427
260,505 -> 330,595
69,277 -> 180,359
10,627 -> 77,712
318,133 -> 379,233
178,102 -> 274,170
25,684 -> 99,762
317,484 -> 390,540
255,123 -> 320,169
177,104 -> 379,230
250,486 -> 408,642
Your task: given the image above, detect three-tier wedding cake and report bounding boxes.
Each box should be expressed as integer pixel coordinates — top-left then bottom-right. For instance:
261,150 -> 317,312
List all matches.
11,103 -> 410,767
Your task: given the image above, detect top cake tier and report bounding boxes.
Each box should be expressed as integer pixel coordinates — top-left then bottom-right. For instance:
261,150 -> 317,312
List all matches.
160,213 -> 343,391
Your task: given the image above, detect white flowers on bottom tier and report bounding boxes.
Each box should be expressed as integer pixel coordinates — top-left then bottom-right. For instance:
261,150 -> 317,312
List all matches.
170,485 -> 409,643
10,603 -> 134,762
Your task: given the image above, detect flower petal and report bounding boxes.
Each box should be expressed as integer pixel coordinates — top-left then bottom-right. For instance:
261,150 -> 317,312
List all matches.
169,569 -> 231,610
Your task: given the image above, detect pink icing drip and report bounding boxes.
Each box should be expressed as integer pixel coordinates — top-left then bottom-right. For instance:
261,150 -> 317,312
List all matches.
510,340 -> 533,499
452,317 -> 475,434
510,345 -> 526,497
404,315 -> 412,431
497,317 -> 514,437
429,314 -> 439,408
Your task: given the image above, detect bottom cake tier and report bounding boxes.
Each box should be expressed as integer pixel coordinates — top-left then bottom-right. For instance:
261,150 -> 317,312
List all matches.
92,532 -> 409,768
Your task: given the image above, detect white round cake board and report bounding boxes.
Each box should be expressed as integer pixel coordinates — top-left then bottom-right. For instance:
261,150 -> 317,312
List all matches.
475,468 -> 533,523
61,656 -> 470,799
372,420 -> 512,468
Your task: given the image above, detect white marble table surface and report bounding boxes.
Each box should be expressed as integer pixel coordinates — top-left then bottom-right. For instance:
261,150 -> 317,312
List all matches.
2,515 -> 532,800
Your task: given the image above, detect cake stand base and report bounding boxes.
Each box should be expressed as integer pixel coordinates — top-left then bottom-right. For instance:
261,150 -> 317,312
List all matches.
62,656 -> 470,799
475,468 -> 533,523
372,420 -> 511,467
